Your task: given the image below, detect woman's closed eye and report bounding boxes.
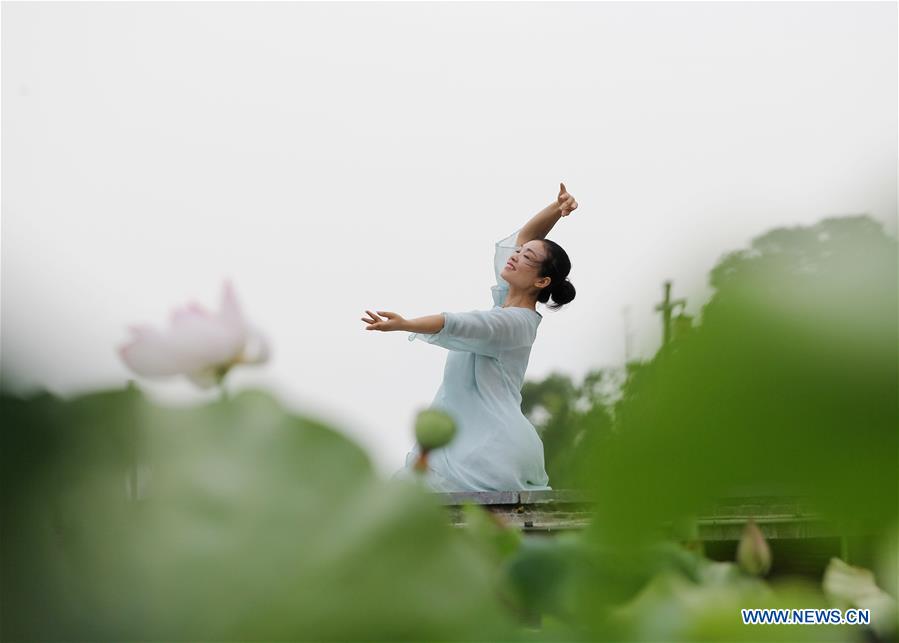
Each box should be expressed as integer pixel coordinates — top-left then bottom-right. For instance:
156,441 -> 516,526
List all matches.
516,248 -> 542,266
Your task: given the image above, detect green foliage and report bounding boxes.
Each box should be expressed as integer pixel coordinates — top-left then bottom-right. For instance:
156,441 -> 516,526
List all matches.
522,370 -> 616,488
507,214 -> 897,639
0,388 -> 519,641
498,529 -> 885,642
458,502 -> 523,565
502,534 -> 582,623
609,563 -> 850,642
530,215 -> 897,544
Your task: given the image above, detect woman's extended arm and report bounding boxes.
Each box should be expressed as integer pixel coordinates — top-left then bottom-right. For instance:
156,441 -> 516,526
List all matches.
363,308 -> 533,356
402,314 -> 445,334
518,182 -> 578,245
361,310 -> 445,334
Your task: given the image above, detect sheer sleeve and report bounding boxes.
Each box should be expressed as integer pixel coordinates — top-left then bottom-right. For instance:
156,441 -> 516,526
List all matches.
407,308 -> 535,358
491,228 -> 523,307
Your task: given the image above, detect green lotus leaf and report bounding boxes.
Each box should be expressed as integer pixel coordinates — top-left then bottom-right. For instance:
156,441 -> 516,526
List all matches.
1,387 -> 516,640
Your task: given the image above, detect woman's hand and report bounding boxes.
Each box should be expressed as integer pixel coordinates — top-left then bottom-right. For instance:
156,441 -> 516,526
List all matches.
558,182 -> 578,217
361,310 -> 406,332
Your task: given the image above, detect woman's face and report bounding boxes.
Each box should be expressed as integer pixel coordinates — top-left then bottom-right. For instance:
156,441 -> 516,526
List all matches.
501,240 -> 551,290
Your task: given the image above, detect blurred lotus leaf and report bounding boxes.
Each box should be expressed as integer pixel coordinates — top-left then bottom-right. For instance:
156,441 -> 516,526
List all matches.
548,539 -> 709,636
576,215 -> 898,543
458,502 -> 522,564
823,557 -> 897,637
609,563 -> 851,642
500,533 -> 585,626
876,523 -> 898,599
0,387 -> 517,641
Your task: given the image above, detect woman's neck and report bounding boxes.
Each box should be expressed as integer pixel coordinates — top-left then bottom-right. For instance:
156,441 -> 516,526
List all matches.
502,290 -> 538,311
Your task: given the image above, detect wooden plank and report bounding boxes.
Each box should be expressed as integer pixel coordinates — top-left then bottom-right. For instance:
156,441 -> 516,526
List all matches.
432,489 -> 598,506
518,489 -> 596,504
433,491 -> 519,506
438,490 -> 842,542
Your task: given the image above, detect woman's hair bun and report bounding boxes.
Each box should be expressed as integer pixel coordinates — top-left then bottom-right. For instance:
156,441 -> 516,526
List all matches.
550,277 -> 576,308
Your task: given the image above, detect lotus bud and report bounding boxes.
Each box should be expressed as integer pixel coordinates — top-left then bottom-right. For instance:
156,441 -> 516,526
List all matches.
737,518 -> 772,576
414,409 -> 457,451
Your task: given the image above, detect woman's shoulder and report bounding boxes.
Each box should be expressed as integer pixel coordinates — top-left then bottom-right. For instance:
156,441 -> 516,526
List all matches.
492,304 -> 543,320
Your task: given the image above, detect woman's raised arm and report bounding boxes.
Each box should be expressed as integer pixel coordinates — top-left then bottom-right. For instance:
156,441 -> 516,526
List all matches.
517,182 -> 578,245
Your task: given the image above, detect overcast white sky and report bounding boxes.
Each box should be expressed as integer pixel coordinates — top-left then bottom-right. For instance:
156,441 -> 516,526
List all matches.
2,1 -> 896,477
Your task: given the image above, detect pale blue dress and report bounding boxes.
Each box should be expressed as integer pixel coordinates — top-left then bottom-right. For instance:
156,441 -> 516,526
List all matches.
390,228 -> 552,492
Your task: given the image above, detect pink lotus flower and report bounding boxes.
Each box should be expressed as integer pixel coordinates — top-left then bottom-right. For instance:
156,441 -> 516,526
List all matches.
118,279 -> 270,389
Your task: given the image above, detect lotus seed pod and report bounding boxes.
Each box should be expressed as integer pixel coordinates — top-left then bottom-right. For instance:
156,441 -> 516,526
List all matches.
737,519 -> 772,576
414,409 -> 456,450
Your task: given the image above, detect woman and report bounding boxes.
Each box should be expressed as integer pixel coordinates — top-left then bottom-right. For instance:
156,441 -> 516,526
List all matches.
362,183 -> 578,492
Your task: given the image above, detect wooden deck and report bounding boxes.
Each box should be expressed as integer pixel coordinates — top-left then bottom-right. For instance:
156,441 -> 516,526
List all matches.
434,490 -> 841,540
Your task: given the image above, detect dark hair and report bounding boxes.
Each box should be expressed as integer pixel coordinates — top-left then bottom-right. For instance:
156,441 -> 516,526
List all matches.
536,239 -> 576,311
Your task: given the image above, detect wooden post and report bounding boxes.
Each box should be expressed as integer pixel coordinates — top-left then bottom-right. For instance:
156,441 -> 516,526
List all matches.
654,280 -> 686,347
